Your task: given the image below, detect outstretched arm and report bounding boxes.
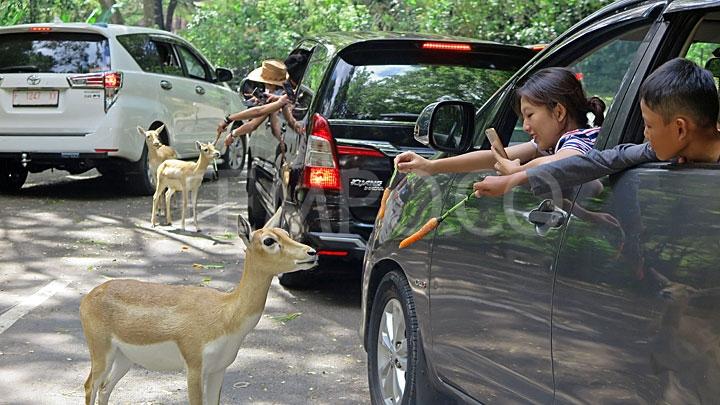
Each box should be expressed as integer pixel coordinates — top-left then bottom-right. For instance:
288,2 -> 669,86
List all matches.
474,142 -> 657,197
526,142 -> 657,195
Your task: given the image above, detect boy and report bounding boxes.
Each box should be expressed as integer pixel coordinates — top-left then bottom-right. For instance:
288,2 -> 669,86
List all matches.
474,58 -> 720,197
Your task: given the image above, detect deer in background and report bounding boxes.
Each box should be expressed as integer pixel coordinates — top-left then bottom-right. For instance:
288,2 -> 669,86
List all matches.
137,124 -> 177,175
138,125 -> 177,217
151,141 -> 219,231
80,214 -> 317,405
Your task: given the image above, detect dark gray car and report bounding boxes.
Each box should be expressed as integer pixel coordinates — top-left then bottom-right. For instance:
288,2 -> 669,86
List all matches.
361,0 -> 720,403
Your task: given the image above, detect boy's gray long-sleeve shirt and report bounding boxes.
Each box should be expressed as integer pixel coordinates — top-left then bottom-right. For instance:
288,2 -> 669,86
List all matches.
526,142 -> 658,195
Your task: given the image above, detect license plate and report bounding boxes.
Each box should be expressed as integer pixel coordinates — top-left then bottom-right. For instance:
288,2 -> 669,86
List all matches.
12,90 -> 59,107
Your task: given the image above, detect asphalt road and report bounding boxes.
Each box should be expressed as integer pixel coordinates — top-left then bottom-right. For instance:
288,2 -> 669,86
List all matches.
0,168 -> 369,404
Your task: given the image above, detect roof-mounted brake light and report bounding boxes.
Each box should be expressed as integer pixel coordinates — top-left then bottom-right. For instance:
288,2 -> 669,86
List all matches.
421,42 -> 472,52
29,27 -> 52,32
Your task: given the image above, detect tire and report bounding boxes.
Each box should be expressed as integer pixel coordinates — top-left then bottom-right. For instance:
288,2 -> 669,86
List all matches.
125,145 -> 155,196
0,161 -> 28,193
367,271 -> 419,405
278,268 -> 314,289
220,132 -> 246,175
246,165 -> 267,229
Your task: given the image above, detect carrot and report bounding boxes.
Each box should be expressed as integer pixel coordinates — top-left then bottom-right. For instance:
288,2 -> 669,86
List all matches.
376,188 -> 391,220
399,217 -> 440,249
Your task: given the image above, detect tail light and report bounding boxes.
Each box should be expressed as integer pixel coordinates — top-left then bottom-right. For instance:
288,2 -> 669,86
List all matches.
68,71 -> 123,112
303,113 -> 341,191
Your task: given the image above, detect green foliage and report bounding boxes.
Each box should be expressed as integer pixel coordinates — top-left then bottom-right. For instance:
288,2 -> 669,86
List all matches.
0,0 -> 613,75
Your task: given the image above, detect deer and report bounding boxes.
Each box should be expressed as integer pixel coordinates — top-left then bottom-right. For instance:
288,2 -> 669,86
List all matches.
151,141 -> 220,232
137,124 -> 177,174
80,214 -> 318,405
138,125 -> 177,217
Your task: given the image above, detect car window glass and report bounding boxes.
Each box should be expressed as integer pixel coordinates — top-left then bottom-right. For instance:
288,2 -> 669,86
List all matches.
177,46 -> 208,80
505,25 -> 651,145
116,34 -> 163,73
0,32 -> 109,73
292,46 -> 327,120
328,60 -> 514,123
684,18 -> 720,88
151,40 -> 183,77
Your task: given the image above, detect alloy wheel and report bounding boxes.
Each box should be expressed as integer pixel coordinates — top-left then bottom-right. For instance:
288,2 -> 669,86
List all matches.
376,298 -> 407,404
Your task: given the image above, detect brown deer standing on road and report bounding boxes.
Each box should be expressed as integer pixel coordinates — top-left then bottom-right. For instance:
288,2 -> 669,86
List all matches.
151,141 -> 219,231
80,214 -> 318,405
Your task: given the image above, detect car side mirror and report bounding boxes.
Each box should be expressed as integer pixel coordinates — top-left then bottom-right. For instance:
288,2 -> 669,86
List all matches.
414,100 -> 475,153
215,68 -> 233,82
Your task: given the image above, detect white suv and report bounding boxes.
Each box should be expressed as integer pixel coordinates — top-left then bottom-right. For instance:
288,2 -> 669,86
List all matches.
0,23 -> 244,194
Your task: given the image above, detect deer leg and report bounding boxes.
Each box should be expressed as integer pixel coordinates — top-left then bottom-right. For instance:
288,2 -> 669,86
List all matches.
204,370 -> 225,405
181,187 -> 188,231
84,336 -> 114,405
165,188 -> 175,226
97,350 -> 131,405
151,185 -> 163,228
191,188 -> 200,232
185,367 -> 203,405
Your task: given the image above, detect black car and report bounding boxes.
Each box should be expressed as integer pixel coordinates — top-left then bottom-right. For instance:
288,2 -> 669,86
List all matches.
362,0 -> 720,403
245,32 -> 535,287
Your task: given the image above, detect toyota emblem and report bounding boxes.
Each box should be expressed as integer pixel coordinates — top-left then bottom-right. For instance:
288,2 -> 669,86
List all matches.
27,75 -> 41,85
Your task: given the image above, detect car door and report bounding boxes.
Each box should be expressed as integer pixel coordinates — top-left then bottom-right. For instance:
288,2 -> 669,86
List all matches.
427,6 -> 658,402
552,7 -> 720,403
149,37 -> 196,156
175,44 -> 226,144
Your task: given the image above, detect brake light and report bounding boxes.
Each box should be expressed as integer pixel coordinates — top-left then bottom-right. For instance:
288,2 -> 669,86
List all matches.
29,27 -> 52,32
337,145 -> 384,157
317,250 -> 349,257
104,72 -> 121,89
68,72 -> 122,112
421,42 -> 472,52
303,113 -> 341,191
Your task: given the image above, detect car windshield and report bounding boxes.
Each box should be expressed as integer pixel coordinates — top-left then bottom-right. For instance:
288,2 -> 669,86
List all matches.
328,61 -> 515,122
0,32 -> 110,74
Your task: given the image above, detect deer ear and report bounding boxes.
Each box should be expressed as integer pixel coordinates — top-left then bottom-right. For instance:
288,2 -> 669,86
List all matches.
195,141 -> 202,150
263,206 -> 282,229
237,214 -> 252,247
137,126 -> 146,136
157,124 -> 165,134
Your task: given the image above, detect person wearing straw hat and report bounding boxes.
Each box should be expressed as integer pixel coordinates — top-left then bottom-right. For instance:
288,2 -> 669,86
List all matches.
217,60 -> 291,141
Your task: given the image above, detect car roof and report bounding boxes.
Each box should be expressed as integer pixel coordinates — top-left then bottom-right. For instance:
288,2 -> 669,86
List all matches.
302,31 -> 532,57
0,22 -> 180,39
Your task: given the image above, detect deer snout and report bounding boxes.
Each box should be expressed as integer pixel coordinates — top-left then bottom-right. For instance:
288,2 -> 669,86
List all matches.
307,249 -> 317,257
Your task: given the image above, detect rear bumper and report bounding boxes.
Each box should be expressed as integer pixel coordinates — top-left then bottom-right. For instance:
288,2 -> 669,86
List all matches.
0,151 -> 110,173
305,231 -> 367,263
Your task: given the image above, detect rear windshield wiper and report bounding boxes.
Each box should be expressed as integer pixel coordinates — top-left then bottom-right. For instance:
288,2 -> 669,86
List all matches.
0,65 -> 40,73
379,113 -> 420,122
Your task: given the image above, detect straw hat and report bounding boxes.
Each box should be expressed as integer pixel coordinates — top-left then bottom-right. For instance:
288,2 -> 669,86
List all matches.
246,60 -> 288,86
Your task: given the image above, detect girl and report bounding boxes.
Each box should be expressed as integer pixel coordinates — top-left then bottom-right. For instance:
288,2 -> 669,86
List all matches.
394,67 -> 606,175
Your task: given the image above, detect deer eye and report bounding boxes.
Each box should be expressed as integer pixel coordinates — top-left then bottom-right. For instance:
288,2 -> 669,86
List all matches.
263,238 -> 276,247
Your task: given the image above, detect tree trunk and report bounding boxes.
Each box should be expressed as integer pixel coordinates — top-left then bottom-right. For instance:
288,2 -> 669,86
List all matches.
139,0 -> 152,27
154,0 -> 165,30
165,0 -> 178,32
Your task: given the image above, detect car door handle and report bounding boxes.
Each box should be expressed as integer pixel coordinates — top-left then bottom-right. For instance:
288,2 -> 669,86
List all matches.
160,80 -> 172,90
528,199 -> 567,236
195,85 -> 205,95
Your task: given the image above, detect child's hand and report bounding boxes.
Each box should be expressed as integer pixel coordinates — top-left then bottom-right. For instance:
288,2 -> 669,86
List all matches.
473,176 -> 514,197
492,146 -> 521,175
394,151 -> 433,175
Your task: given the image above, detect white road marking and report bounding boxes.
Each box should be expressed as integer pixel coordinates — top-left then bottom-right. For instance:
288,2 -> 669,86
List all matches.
196,202 -> 240,221
0,279 -> 70,335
